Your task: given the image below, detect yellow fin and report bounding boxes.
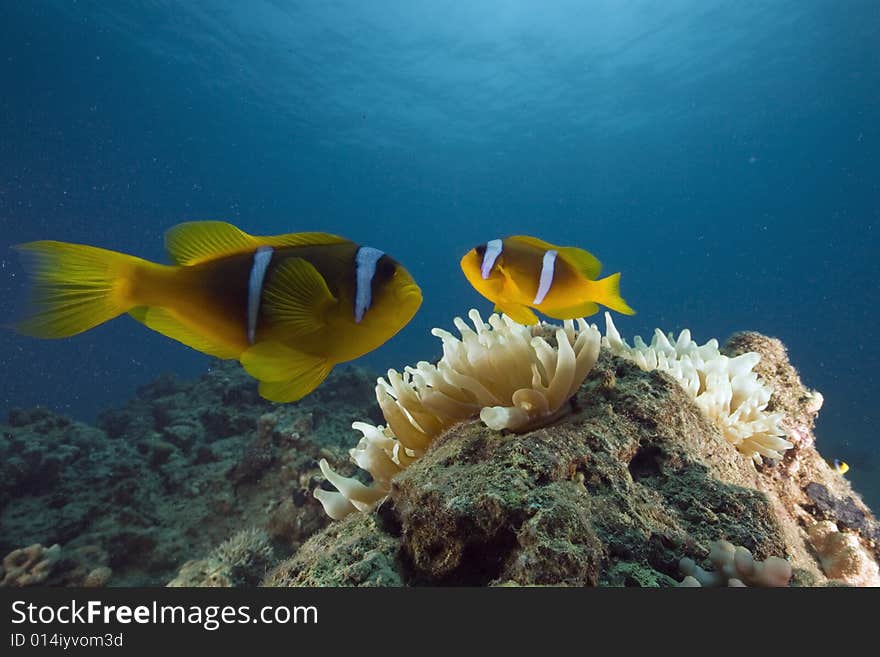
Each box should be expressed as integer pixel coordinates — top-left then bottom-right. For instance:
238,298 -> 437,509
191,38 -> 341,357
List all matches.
508,235 -> 556,251
241,341 -> 331,402
557,246 -> 602,280
262,257 -> 337,336
262,231 -> 350,249
508,235 -> 602,280
494,302 -> 539,326
545,301 -> 600,320
128,306 -> 240,359
165,221 -> 350,266
258,368 -> 331,402
591,273 -> 635,315
165,222 -> 257,265
13,241 -> 140,338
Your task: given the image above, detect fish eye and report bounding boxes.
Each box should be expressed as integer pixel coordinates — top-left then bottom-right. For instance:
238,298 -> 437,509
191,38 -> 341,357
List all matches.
475,244 -> 487,257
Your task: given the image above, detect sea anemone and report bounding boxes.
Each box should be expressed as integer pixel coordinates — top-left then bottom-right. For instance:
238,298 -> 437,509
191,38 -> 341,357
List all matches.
314,309 -> 602,520
603,313 -> 791,463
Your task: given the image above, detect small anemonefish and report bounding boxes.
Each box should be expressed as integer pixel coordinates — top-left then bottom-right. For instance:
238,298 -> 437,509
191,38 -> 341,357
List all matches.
460,235 -> 635,325
14,221 -> 422,402
831,459 -> 850,476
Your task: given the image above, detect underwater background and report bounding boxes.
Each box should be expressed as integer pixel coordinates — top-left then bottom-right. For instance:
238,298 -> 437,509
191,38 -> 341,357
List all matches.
0,0 -> 877,508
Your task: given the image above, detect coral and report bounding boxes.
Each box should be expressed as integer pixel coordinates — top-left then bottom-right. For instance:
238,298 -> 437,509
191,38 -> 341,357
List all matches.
1,543 -> 62,586
210,528 -> 274,576
603,561 -> 679,587
803,483 -> 880,540
678,540 -> 792,587
603,313 -> 791,463
264,514 -> 404,587
168,528 -> 275,587
315,309 -> 601,520
807,521 -> 880,586
2,361 -> 376,585
227,413 -> 277,484
82,566 -> 113,588
0,542 -> 112,587
167,558 -> 235,588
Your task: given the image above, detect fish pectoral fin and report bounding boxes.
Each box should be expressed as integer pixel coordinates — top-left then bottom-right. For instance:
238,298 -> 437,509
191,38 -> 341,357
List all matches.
128,306 -> 240,359
262,257 -> 337,336
496,263 -> 525,297
164,221 -> 259,266
494,302 -> 539,326
241,341 -> 331,402
544,301 -> 600,320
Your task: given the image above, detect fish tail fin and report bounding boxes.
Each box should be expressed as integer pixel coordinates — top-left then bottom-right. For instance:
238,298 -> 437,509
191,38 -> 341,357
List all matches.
592,272 -> 635,315
13,240 -> 145,338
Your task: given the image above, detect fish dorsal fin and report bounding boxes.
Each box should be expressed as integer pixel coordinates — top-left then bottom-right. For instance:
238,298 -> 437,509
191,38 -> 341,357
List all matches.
507,235 -> 602,280
262,232 -> 350,249
262,257 -> 337,336
557,246 -> 602,280
128,306 -> 241,359
508,235 -> 556,251
165,221 -> 258,265
165,221 -> 350,266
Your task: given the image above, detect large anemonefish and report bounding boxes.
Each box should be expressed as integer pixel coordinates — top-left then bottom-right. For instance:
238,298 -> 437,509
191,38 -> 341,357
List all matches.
14,221 -> 422,402
460,235 -> 634,325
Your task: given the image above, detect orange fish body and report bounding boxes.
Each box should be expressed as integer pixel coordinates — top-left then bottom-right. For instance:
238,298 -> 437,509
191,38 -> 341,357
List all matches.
460,235 -> 634,325
15,221 -> 422,402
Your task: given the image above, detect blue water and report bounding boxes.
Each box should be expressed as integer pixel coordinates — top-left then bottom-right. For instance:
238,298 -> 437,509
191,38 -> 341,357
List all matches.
1,2 -> 878,501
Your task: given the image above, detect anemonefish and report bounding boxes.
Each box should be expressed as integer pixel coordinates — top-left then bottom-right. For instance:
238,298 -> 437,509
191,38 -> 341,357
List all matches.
460,235 -> 634,325
831,459 -> 850,476
14,221 -> 422,402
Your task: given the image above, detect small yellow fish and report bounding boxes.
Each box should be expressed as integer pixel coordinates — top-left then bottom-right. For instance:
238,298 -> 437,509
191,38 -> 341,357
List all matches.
460,235 -> 635,325
14,221 -> 422,402
831,459 -> 850,475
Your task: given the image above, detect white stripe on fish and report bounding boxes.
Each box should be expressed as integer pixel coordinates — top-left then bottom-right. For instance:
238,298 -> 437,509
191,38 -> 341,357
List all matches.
533,249 -> 558,305
481,239 -> 503,279
247,246 -> 274,344
355,246 -> 385,323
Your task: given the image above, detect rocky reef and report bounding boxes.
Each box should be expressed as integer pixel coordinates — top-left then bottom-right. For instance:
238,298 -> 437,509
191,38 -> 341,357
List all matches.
2,328 -> 877,587
0,361 -> 378,586
266,333 -> 879,587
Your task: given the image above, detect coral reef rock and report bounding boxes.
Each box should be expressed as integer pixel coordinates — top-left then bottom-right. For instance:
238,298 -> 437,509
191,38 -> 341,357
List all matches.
1,362 -> 377,585
268,333 -> 879,586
